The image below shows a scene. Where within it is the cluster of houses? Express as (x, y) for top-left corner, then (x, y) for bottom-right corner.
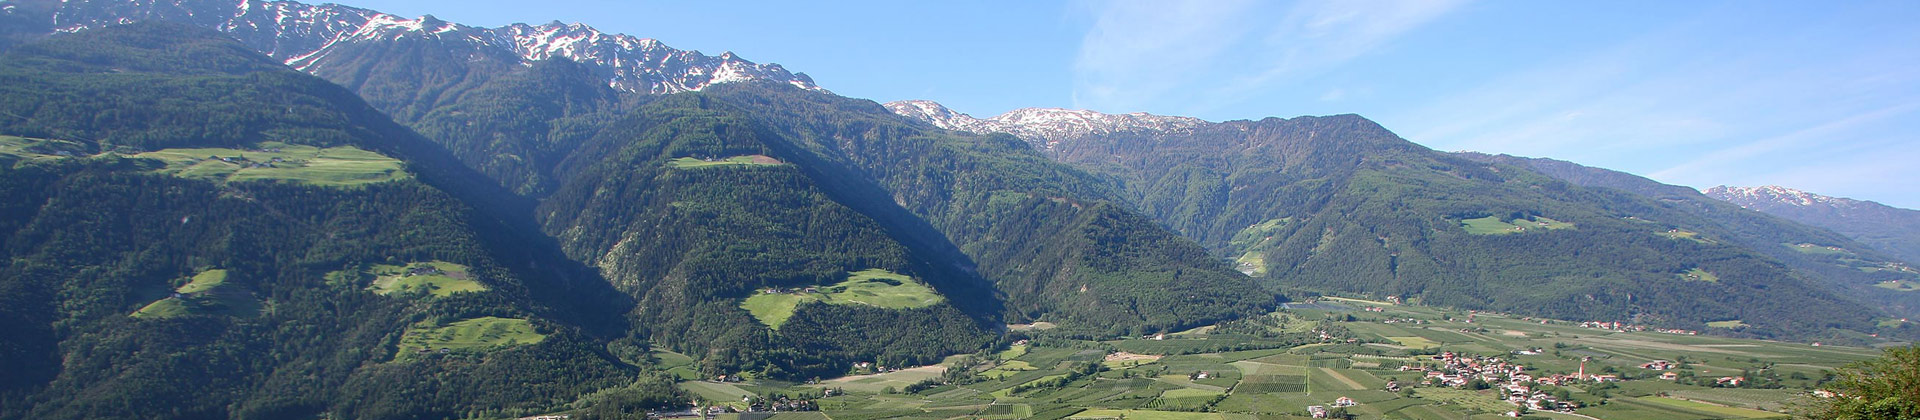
(1576, 321), (1698, 335)
(404, 265), (445, 277)
(1398, 352), (1599, 413)
(1305, 397), (1357, 418)
(655, 397), (820, 419)
(760, 286), (821, 295)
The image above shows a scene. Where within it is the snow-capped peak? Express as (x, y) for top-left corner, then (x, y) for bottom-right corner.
(43, 0), (823, 95)
(1705, 185), (1860, 208)
(884, 100), (1209, 150)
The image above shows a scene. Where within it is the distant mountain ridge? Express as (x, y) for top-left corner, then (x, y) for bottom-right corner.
(21, 0), (821, 94)
(885, 99), (1208, 152)
(1708, 185), (1920, 264)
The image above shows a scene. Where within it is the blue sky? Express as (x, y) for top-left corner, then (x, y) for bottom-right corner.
(344, 0), (1920, 209)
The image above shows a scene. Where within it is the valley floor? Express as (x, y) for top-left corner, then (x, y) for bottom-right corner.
(633, 299), (1892, 420)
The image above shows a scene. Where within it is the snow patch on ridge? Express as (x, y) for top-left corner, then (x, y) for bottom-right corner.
(884, 100), (1209, 150)
(45, 0), (823, 95)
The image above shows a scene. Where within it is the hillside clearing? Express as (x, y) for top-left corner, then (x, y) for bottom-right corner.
(133, 141), (408, 186)
(363, 261), (486, 297)
(666, 155), (786, 169)
(740, 268), (943, 328)
(131, 269), (259, 319)
(1460, 215), (1575, 235)
(395, 317), (544, 359)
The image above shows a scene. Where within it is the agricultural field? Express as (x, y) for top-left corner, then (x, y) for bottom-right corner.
(1460, 215), (1575, 235)
(3, 138), (407, 187)
(1874, 280), (1920, 291)
(0, 135), (88, 163)
(131, 142), (408, 186)
(1707, 320), (1749, 329)
(1679, 268), (1720, 283)
(740, 269), (944, 328)
(641, 296), (1893, 420)
(1784, 243), (1849, 255)
(360, 261), (486, 297)
(131, 269), (260, 319)
(666, 155), (786, 169)
(1658, 229), (1713, 243)
(394, 316), (544, 360)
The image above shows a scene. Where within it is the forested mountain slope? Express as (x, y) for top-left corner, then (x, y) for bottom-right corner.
(893, 105), (1898, 340)
(0, 23), (658, 419)
(1708, 185), (1920, 266)
(1459, 153), (1920, 319)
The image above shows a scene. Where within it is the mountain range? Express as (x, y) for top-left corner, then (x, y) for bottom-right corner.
(1707, 185), (1920, 265)
(2, 1), (1917, 418)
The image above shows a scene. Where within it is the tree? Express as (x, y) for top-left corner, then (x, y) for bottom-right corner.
(1797, 345), (1920, 420)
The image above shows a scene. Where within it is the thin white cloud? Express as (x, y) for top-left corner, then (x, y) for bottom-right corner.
(1070, 0), (1464, 115)
(1649, 102), (1920, 185)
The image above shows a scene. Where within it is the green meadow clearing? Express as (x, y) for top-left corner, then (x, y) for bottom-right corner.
(1785, 243), (1849, 255)
(1459, 215), (1575, 235)
(1680, 267), (1721, 283)
(362, 261), (486, 297)
(740, 269), (944, 328)
(131, 142), (407, 186)
(131, 269), (260, 319)
(1875, 280), (1920, 291)
(394, 317), (544, 359)
(0, 135), (88, 163)
(1707, 320), (1749, 329)
(1660, 229), (1711, 243)
(2, 137), (407, 186)
(666, 155), (787, 169)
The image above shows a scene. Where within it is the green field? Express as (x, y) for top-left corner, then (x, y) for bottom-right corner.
(652, 350), (702, 380)
(1235, 251), (1267, 276)
(131, 269), (260, 319)
(1384, 336), (1440, 350)
(740, 269), (944, 328)
(1680, 268), (1720, 283)
(1875, 280), (1920, 291)
(1636, 396), (1787, 418)
(1785, 243), (1848, 255)
(666, 155), (787, 169)
(363, 261), (486, 297)
(131, 142), (408, 186)
(682, 381), (760, 409)
(1659, 229), (1711, 243)
(1228, 218), (1291, 276)
(1460, 215), (1574, 235)
(0, 136), (88, 163)
(395, 317), (545, 359)
(1707, 320), (1749, 329)
(1069, 409), (1251, 419)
